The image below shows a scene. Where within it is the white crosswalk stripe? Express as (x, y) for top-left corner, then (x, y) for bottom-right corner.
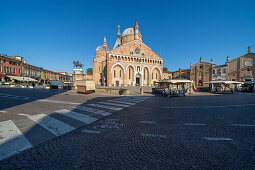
(55, 109), (97, 124)
(107, 100), (136, 105)
(27, 114), (75, 136)
(37, 99), (81, 105)
(75, 106), (112, 116)
(0, 120), (32, 161)
(112, 98), (145, 103)
(0, 93), (31, 100)
(88, 103), (122, 111)
(98, 101), (130, 107)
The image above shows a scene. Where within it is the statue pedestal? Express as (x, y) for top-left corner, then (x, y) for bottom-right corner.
(73, 69), (84, 89)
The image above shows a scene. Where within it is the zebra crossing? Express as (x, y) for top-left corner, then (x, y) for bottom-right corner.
(0, 93), (32, 100)
(0, 96), (150, 161)
(0, 92), (81, 105)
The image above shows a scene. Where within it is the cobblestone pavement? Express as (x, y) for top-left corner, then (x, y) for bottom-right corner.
(1, 91), (255, 169)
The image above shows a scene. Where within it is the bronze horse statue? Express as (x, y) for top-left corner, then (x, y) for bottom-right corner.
(73, 60), (84, 69)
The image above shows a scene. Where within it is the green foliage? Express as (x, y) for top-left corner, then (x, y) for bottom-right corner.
(163, 67), (168, 72)
(86, 68), (93, 75)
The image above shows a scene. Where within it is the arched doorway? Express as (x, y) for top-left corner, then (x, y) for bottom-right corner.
(136, 73), (141, 86)
(151, 67), (161, 86)
(127, 65), (135, 86)
(112, 64), (125, 86)
(143, 67), (149, 86)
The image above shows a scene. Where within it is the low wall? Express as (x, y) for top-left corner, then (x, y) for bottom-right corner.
(95, 87), (131, 95)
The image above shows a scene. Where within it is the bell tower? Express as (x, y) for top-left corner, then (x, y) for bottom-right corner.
(134, 20), (139, 40)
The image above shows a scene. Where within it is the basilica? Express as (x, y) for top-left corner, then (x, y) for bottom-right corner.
(93, 21), (163, 86)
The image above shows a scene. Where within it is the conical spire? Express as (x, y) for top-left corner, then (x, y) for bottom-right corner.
(199, 56), (202, 62)
(134, 20), (138, 29)
(103, 36), (107, 48)
(134, 20), (139, 40)
(117, 25), (121, 38)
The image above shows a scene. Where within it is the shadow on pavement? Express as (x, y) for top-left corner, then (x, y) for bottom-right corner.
(0, 94), (147, 165)
(0, 87), (71, 111)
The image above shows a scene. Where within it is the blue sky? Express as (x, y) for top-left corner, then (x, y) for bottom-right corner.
(0, 0), (255, 73)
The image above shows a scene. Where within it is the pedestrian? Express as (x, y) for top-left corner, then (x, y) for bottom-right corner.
(32, 82), (35, 89)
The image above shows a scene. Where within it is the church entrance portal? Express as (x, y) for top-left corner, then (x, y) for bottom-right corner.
(136, 78), (140, 86)
(116, 81), (119, 86)
(135, 73), (141, 86)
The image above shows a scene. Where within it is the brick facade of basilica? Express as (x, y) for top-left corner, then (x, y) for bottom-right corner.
(93, 21), (163, 86)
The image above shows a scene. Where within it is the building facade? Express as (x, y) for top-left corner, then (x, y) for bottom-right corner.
(21, 63), (42, 81)
(190, 57), (215, 87)
(93, 21), (163, 86)
(162, 71), (172, 80)
(0, 55), (22, 82)
(212, 64), (227, 81)
(172, 68), (190, 80)
(227, 47), (255, 81)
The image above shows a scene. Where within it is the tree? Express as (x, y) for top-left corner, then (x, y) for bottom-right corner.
(86, 68), (93, 75)
(163, 67), (168, 72)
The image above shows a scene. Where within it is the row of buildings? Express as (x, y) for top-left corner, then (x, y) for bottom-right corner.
(92, 21), (254, 88)
(163, 46), (255, 87)
(0, 54), (72, 83)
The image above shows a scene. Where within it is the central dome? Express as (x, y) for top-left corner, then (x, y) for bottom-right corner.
(121, 28), (142, 38)
(96, 45), (108, 52)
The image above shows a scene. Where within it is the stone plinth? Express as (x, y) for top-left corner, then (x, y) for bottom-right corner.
(73, 69), (84, 89)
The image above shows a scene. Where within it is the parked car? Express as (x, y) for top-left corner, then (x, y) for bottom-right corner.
(0, 81), (5, 85)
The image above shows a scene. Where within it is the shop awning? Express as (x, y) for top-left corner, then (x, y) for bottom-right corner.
(6, 76), (38, 82)
(48, 81), (63, 86)
(241, 81), (255, 84)
(204, 81), (242, 84)
(157, 79), (193, 84)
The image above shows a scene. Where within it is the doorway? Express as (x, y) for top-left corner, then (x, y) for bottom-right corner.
(136, 78), (140, 86)
(116, 81), (119, 86)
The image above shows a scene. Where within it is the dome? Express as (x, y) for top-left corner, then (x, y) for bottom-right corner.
(121, 28), (142, 38)
(96, 45), (109, 52)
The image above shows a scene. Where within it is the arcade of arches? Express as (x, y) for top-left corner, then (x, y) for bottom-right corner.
(108, 56), (162, 86)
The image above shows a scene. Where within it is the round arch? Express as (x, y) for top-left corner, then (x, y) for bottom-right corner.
(111, 63), (126, 73)
(142, 65), (151, 73)
(151, 66), (162, 76)
(125, 64), (135, 71)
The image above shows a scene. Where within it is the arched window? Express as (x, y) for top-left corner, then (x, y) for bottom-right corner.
(152, 73), (153, 79)
(114, 70), (116, 77)
(156, 73), (157, 79)
(120, 70), (121, 77)
(144, 69), (146, 80)
(129, 67), (131, 79)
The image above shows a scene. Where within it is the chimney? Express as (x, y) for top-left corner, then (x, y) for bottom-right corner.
(248, 46), (251, 53)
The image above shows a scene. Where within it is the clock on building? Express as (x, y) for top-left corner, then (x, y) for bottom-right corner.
(135, 48), (140, 54)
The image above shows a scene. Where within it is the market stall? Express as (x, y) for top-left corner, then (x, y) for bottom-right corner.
(48, 81), (63, 90)
(153, 79), (193, 97)
(241, 81), (255, 93)
(205, 81), (242, 93)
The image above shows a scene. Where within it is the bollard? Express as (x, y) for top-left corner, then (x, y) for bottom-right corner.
(140, 87), (143, 95)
